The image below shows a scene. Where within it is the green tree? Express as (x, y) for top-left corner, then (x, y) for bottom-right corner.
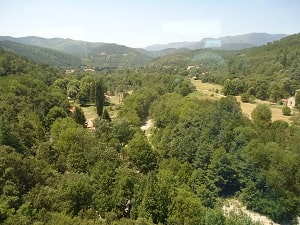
(241, 92), (250, 102)
(168, 188), (205, 225)
(67, 79), (80, 99)
(45, 106), (68, 128)
(71, 106), (86, 126)
(126, 133), (157, 173)
(95, 79), (105, 117)
(102, 108), (111, 122)
(251, 104), (272, 128)
(223, 78), (244, 96)
(296, 91), (300, 110)
(282, 105), (291, 116)
(207, 148), (241, 196)
(136, 174), (170, 224)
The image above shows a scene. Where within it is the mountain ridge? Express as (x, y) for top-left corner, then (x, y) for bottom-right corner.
(144, 33), (288, 51)
(0, 36), (152, 68)
(0, 40), (83, 68)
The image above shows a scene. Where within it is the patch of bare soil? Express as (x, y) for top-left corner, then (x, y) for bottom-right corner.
(140, 119), (154, 137)
(223, 199), (280, 225)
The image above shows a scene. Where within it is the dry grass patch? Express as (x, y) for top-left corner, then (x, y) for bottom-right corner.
(81, 104), (98, 120)
(191, 79), (294, 123)
(236, 97), (293, 123)
(191, 79), (223, 93)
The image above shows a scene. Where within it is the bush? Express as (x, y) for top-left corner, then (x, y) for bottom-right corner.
(241, 92), (250, 103)
(282, 106), (291, 116)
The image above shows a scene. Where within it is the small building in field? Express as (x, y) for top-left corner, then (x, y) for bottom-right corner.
(287, 96), (296, 108)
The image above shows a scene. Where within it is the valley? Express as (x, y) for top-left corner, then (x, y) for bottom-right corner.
(0, 32), (300, 225)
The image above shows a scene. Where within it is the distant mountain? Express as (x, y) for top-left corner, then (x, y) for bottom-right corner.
(0, 33), (289, 68)
(150, 32), (300, 90)
(0, 36), (102, 57)
(0, 36), (152, 68)
(0, 40), (82, 68)
(144, 33), (288, 51)
(144, 42), (197, 51)
(85, 43), (152, 68)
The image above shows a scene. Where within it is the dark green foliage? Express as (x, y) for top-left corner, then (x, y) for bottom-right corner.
(71, 105), (86, 126)
(95, 79), (105, 117)
(0, 40), (82, 68)
(45, 106), (68, 128)
(101, 108), (111, 122)
(241, 92), (250, 102)
(296, 92), (300, 110)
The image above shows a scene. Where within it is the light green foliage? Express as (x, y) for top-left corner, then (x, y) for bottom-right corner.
(251, 104), (272, 127)
(51, 118), (97, 173)
(135, 174), (170, 224)
(168, 188), (205, 225)
(172, 77), (196, 96)
(223, 78), (244, 96)
(126, 133), (157, 173)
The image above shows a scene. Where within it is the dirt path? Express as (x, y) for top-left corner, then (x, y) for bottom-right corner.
(81, 105), (97, 130)
(140, 119), (154, 137)
(223, 199), (280, 225)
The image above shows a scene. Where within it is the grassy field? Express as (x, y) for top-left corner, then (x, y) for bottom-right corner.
(189, 79), (224, 100)
(81, 104), (98, 120)
(80, 95), (123, 127)
(191, 79), (295, 123)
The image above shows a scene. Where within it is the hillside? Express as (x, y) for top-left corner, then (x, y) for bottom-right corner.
(0, 40), (82, 68)
(148, 33), (300, 101)
(0, 36), (152, 68)
(84, 44), (152, 68)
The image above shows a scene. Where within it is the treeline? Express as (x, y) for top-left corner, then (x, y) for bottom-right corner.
(0, 49), (299, 225)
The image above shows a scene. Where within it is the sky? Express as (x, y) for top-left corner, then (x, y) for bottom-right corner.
(0, 0), (299, 48)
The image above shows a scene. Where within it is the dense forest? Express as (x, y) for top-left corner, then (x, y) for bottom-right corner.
(0, 34), (300, 225)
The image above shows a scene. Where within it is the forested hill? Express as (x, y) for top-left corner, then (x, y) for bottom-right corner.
(218, 32), (300, 101)
(0, 40), (83, 68)
(144, 33), (288, 51)
(0, 36), (152, 68)
(150, 33), (300, 102)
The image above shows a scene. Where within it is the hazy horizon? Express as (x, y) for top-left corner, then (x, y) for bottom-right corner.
(1, 0), (299, 48)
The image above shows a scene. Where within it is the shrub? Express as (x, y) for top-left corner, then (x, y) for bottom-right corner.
(282, 106), (291, 116)
(241, 92), (250, 103)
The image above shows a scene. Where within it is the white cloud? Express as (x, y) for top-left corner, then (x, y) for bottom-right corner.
(161, 19), (222, 37)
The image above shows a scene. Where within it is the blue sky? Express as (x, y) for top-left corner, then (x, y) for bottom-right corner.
(0, 0), (299, 47)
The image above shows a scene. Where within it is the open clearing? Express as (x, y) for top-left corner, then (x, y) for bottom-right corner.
(223, 199), (279, 225)
(191, 79), (295, 123)
(81, 95), (123, 128)
(81, 104), (98, 129)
